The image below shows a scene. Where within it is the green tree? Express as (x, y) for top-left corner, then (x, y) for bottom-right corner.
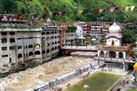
(122, 29), (137, 44)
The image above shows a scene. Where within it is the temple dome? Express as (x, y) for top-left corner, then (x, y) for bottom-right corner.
(75, 25), (85, 39)
(109, 22), (121, 33)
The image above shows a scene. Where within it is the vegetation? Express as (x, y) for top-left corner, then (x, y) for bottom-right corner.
(67, 26), (77, 32)
(0, 0), (137, 22)
(122, 29), (137, 44)
(128, 88), (137, 91)
(65, 72), (122, 91)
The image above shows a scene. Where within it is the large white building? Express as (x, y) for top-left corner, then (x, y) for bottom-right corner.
(0, 23), (60, 74)
(97, 22), (131, 70)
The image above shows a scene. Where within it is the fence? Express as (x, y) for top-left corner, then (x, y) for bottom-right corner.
(33, 63), (93, 91)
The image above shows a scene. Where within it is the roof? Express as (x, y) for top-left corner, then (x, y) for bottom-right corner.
(109, 22), (121, 33)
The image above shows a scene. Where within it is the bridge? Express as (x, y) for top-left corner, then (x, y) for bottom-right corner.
(61, 46), (98, 54)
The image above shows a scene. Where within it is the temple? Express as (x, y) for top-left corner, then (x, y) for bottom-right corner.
(97, 22), (132, 70)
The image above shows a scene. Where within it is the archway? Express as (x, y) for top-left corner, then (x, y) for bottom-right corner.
(109, 51), (116, 58)
(18, 54), (22, 58)
(119, 52), (123, 59)
(100, 51), (104, 57)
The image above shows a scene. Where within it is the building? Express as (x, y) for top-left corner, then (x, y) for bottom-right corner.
(57, 22), (76, 48)
(97, 22), (132, 70)
(0, 15), (60, 74)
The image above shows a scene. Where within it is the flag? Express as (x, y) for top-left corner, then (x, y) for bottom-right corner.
(110, 7), (116, 12)
(99, 9), (104, 13)
(125, 7), (129, 12)
(130, 6), (135, 11)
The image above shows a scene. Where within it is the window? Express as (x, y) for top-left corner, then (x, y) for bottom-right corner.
(28, 45), (33, 48)
(1, 38), (7, 43)
(10, 38), (15, 43)
(52, 47), (54, 51)
(9, 46), (15, 50)
(47, 49), (50, 53)
(42, 32), (45, 35)
(2, 47), (7, 51)
(1, 32), (7, 35)
(9, 58), (12, 63)
(9, 32), (15, 35)
(46, 32), (49, 34)
(34, 51), (40, 55)
(2, 55), (8, 57)
(29, 52), (33, 56)
(18, 54), (22, 58)
(42, 50), (45, 54)
(18, 46), (22, 49)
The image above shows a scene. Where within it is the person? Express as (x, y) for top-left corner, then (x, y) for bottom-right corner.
(67, 83), (71, 88)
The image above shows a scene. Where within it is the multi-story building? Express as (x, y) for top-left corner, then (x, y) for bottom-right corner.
(0, 28), (43, 73)
(0, 15), (60, 74)
(42, 23), (60, 61)
(56, 22), (76, 48)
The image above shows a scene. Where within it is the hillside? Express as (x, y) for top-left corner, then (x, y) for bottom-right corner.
(0, 0), (137, 22)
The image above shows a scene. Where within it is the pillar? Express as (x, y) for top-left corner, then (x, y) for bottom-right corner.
(116, 52), (119, 59)
(123, 52), (126, 59)
(123, 61), (126, 71)
(104, 51), (107, 58)
(98, 50), (100, 57)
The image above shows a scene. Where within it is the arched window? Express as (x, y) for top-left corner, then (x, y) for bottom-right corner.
(47, 49), (50, 53)
(29, 52), (33, 56)
(119, 52), (123, 59)
(42, 50), (45, 54)
(41, 32), (45, 35)
(18, 54), (22, 58)
(28, 45), (33, 48)
(34, 51), (40, 55)
(109, 51), (116, 58)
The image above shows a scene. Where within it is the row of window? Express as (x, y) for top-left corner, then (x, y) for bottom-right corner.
(46, 36), (60, 40)
(17, 47), (59, 58)
(42, 31), (59, 35)
(17, 37), (41, 40)
(1, 38), (15, 43)
(1, 46), (16, 51)
(1, 32), (15, 36)
(47, 41), (60, 46)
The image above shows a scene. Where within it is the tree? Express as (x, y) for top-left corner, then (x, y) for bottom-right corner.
(2, 0), (17, 13)
(122, 29), (137, 44)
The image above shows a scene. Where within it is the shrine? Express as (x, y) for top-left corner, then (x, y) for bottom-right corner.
(97, 22), (132, 70)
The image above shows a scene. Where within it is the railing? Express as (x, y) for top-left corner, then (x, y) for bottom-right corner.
(33, 63), (94, 91)
(62, 46), (97, 50)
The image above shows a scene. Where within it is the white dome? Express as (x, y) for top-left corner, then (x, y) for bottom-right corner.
(109, 22), (121, 33)
(76, 25), (84, 38)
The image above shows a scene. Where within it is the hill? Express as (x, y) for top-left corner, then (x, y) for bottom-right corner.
(0, 0), (137, 22)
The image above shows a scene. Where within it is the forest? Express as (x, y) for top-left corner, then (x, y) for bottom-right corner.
(0, 0), (137, 22)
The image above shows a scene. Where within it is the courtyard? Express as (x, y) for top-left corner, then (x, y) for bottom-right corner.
(65, 71), (122, 91)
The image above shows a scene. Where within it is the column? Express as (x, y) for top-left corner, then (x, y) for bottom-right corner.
(116, 52), (119, 59)
(104, 51), (107, 58)
(123, 52), (126, 59)
(98, 50), (100, 57)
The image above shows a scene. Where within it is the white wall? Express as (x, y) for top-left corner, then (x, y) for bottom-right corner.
(106, 38), (121, 46)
